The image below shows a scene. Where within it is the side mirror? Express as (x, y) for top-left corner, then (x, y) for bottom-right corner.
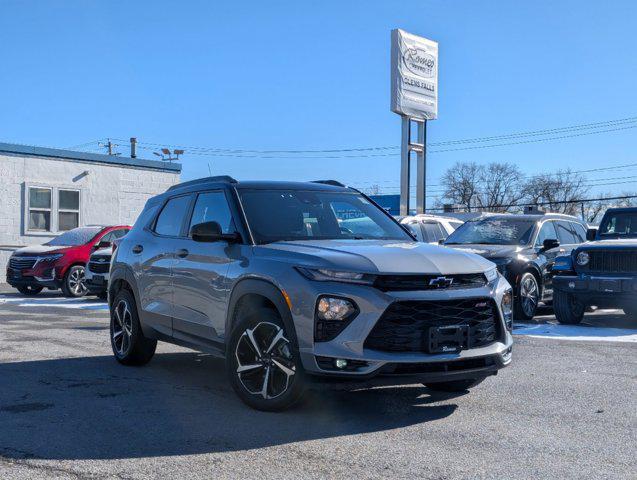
(542, 238), (560, 252)
(190, 221), (240, 243)
(96, 240), (111, 249)
(586, 228), (597, 241)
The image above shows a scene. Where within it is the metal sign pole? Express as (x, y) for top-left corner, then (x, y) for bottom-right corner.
(400, 116), (410, 216)
(416, 119), (426, 214)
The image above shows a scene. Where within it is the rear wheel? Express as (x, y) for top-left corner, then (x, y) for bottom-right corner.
(622, 306), (637, 319)
(110, 289), (156, 365)
(61, 265), (87, 297)
(16, 285), (43, 296)
(554, 289), (585, 325)
(226, 307), (305, 411)
(424, 378), (485, 392)
(514, 272), (540, 320)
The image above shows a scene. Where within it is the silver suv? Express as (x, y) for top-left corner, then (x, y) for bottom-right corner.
(109, 177), (513, 411)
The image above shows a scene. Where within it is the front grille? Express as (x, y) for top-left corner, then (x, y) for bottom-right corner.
(364, 298), (500, 353)
(88, 261), (110, 274)
(588, 250), (637, 273)
(373, 273), (487, 292)
(383, 356), (496, 375)
(9, 257), (37, 270)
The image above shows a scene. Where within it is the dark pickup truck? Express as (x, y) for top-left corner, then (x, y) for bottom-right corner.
(551, 207), (637, 324)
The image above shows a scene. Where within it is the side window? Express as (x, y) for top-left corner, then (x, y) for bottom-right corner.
(449, 221), (463, 231)
(154, 195), (192, 236)
(571, 222), (587, 243)
(535, 221), (558, 246)
(405, 223), (424, 242)
(556, 221), (577, 245)
(99, 231), (115, 243)
(422, 222), (446, 243)
(188, 191), (234, 234)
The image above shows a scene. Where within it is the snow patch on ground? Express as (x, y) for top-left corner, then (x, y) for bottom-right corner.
(513, 322), (637, 343)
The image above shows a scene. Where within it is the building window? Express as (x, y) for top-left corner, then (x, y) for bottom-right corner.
(58, 189), (80, 231)
(28, 187), (52, 232)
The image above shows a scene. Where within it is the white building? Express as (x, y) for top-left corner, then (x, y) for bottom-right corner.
(0, 142), (181, 281)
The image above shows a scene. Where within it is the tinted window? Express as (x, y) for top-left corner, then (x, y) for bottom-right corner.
(405, 223), (424, 242)
(239, 190), (410, 244)
(556, 221), (577, 244)
(154, 196), (191, 236)
(449, 221), (463, 231)
(422, 222), (446, 243)
(535, 221), (558, 246)
(445, 218), (535, 246)
(599, 211), (637, 238)
(189, 192), (234, 234)
(46, 226), (102, 246)
(100, 228), (129, 243)
(571, 222), (587, 243)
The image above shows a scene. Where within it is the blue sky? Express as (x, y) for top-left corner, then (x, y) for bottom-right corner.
(1, 0), (636, 206)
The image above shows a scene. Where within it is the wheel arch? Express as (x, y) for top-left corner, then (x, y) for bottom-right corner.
(225, 278), (296, 347)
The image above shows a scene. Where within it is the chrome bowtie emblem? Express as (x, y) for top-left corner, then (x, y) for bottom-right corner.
(429, 276), (454, 288)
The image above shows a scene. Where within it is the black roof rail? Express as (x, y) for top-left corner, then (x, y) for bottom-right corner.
(167, 175), (238, 191)
(311, 180), (346, 187)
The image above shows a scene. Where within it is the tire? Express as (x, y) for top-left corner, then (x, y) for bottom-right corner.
(226, 307), (305, 411)
(61, 265), (87, 298)
(514, 272), (540, 321)
(553, 289), (585, 325)
(110, 289), (157, 366)
(424, 378), (485, 392)
(16, 285), (43, 296)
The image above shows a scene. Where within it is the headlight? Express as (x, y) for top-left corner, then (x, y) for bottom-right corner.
(296, 267), (375, 285)
(317, 296), (357, 321)
(501, 289), (513, 330)
(485, 267), (499, 283)
(35, 254), (63, 265)
(576, 251), (590, 266)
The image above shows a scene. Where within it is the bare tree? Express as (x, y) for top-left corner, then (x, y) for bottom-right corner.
(522, 169), (586, 216)
(584, 191), (637, 224)
(440, 161), (524, 212)
(475, 163), (526, 212)
(440, 162), (482, 212)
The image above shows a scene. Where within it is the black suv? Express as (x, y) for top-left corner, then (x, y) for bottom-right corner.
(444, 213), (588, 320)
(552, 207), (637, 324)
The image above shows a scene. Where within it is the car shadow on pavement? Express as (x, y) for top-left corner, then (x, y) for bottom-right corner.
(0, 352), (462, 461)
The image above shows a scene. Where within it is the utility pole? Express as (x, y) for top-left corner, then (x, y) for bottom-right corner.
(107, 139), (113, 156)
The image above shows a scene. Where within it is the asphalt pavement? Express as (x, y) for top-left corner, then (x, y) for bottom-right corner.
(0, 285), (635, 479)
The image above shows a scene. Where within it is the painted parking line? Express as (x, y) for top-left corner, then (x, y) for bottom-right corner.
(513, 322), (637, 343)
(0, 295), (108, 310)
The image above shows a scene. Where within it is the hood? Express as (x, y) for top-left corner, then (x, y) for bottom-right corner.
(91, 247), (112, 258)
(445, 243), (524, 260)
(12, 245), (70, 257)
(579, 239), (637, 250)
(257, 239), (494, 275)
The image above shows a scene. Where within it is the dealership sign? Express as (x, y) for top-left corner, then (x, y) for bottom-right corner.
(390, 29), (438, 120)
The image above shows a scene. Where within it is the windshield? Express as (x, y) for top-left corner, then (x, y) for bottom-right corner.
(46, 226), (103, 246)
(239, 189), (412, 244)
(445, 218), (536, 246)
(598, 211), (637, 238)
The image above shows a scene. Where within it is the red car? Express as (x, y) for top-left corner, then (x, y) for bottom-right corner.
(6, 225), (130, 297)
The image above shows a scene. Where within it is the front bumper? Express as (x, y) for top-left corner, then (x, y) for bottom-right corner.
(6, 267), (62, 289)
(553, 274), (637, 308)
(84, 268), (109, 294)
(288, 274), (513, 380)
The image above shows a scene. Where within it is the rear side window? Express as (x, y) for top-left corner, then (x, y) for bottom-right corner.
(405, 223), (424, 242)
(535, 221), (558, 246)
(188, 191), (235, 234)
(449, 221), (463, 231)
(154, 196), (191, 236)
(571, 222), (587, 243)
(422, 222), (446, 243)
(556, 221), (577, 244)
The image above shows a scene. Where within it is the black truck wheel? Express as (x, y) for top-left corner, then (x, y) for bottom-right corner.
(554, 289), (585, 325)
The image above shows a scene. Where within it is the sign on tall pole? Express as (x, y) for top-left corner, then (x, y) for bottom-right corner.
(391, 29), (438, 215)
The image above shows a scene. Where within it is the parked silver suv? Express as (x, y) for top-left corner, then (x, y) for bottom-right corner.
(109, 177), (513, 410)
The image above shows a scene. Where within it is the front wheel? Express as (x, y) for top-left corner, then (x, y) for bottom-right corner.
(424, 378), (485, 392)
(16, 285), (43, 296)
(110, 289), (157, 365)
(226, 307), (305, 411)
(61, 265), (87, 297)
(514, 272), (540, 321)
(622, 306), (637, 319)
(553, 289), (585, 325)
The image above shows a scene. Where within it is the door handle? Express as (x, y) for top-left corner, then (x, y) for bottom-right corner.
(176, 249), (189, 258)
(132, 245), (143, 254)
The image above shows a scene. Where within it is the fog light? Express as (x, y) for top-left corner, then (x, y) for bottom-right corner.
(334, 359), (348, 369)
